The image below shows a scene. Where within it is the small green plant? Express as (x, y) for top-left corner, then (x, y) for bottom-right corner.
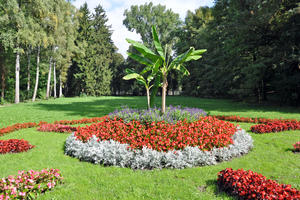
(123, 64), (160, 110)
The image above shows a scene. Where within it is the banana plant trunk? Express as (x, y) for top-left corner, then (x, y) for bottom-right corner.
(161, 73), (168, 114)
(146, 87), (150, 110)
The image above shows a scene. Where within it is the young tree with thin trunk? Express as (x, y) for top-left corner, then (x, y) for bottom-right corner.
(53, 61), (57, 98)
(123, 65), (160, 109)
(59, 75), (63, 98)
(26, 46), (31, 96)
(46, 55), (52, 99)
(32, 45), (40, 102)
(15, 48), (20, 104)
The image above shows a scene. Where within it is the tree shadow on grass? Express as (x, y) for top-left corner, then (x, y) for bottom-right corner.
(33, 96), (300, 119)
(205, 179), (237, 200)
(35, 97), (148, 118)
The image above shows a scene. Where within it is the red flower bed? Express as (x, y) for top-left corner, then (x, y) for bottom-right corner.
(217, 168), (300, 200)
(250, 121), (300, 134)
(0, 122), (37, 137)
(293, 142), (300, 152)
(213, 115), (300, 134)
(37, 124), (77, 133)
(0, 116), (108, 137)
(0, 139), (34, 154)
(53, 116), (108, 125)
(74, 116), (236, 152)
(213, 115), (297, 124)
(0, 169), (63, 199)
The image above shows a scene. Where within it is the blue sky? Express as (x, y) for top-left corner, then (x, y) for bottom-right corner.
(72, 0), (215, 57)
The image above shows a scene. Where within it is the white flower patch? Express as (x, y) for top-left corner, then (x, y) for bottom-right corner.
(64, 127), (253, 169)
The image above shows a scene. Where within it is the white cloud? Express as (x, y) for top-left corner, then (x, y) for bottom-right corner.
(72, 0), (214, 58)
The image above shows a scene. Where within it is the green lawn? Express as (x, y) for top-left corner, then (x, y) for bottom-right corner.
(0, 96), (299, 200)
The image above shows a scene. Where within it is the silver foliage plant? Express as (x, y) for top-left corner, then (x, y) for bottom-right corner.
(65, 127), (253, 169)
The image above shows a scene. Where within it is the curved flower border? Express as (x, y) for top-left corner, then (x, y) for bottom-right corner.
(65, 127), (253, 169)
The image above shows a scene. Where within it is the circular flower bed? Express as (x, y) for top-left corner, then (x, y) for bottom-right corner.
(65, 107), (253, 169)
(74, 117), (236, 151)
(0, 139), (34, 154)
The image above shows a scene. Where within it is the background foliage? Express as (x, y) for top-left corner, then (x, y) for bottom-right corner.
(0, 0), (299, 106)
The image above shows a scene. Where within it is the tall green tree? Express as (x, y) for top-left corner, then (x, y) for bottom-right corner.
(123, 2), (181, 49)
(67, 3), (114, 96)
(0, 0), (27, 104)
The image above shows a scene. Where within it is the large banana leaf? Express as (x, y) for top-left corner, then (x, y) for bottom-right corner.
(126, 39), (160, 62)
(185, 55), (202, 62)
(168, 47), (194, 72)
(185, 49), (206, 61)
(123, 71), (147, 86)
(192, 49), (207, 55)
(173, 65), (190, 76)
(152, 26), (165, 60)
(127, 52), (153, 67)
(152, 59), (161, 74)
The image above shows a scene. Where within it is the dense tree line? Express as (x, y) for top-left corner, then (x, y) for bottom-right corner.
(176, 0), (300, 105)
(122, 1), (299, 105)
(0, 1), (123, 104)
(1, 1), (299, 106)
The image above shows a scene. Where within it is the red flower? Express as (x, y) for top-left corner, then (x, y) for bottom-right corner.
(37, 124), (77, 133)
(293, 142), (300, 152)
(217, 168), (300, 200)
(0, 139), (34, 154)
(74, 116), (236, 152)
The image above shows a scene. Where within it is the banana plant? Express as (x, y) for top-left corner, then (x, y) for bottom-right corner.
(126, 25), (206, 114)
(123, 59), (160, 110)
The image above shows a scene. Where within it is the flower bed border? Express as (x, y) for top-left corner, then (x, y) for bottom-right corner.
(37, 124), (77, 133)
(1, 114), (299, 137)
(0, 116), (108, 137)
(0, 139), (34, 154)
(0, 169), (63, 199)
(217, 168), (300, 200)
(213, 115), (300, 134)
(65, 127), (253, 169)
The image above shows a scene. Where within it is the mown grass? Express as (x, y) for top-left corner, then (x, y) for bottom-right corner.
(0, 96), (299, 200)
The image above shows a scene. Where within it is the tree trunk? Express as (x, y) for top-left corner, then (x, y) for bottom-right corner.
(161, 74), (168, 114)
(46, 56), (52, 99)
(27, 47), (31, 96)
(146, 87), (150, 110)
(32, 46), (40, 102)
(1, 67), (5, 100)
(59, 75), (63, 98)
(53, 62), (57, 98)
(15, 50), (20, 104)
